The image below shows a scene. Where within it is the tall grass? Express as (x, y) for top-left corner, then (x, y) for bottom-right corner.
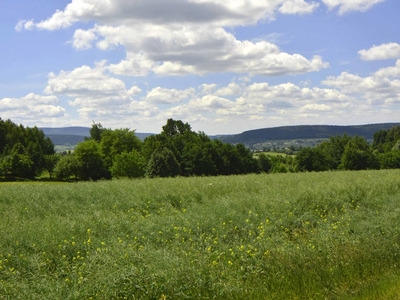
(1, 170), (400, 299)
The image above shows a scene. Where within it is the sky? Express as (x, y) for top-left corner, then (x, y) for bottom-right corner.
(1, 0), (399, 135)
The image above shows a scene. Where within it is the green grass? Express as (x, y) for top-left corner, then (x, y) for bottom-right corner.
(1, 170), (400, 299)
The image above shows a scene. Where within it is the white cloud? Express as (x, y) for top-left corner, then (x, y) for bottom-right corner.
(107, 52), (155, 77)
(243, 82), (353, 109)
(199, 84), (217, 95)
(187, 95), (236, 113)
(91, 24), (328, 77)
(375, 59), (400, 78)
(42, 63), (160, 126)
(17, 1), (328, 78)
(358, 43), (400, 60)
(214, 83), (242, 96)
(127, 86), (142, 95)
(152, 80), (357, 133)
(279, 0), (319, 15)
(299, 103), (332, 112)
(0, 93), (66, 124)
(72, 28), (98, 50)
(44, 63), (128, 100)
(322, 0), (387, 14)
(144, 87), (195, 104)
(322, 59), (400, 104)
(17, 1), (321, 32)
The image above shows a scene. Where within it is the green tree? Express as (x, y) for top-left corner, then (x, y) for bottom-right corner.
(44, 154), (61, 179)
(53, 155), (79, 181)
(296, 147), (328, 172)
(141, 135), (164, 161)
(372, 126), (400, 152)
(146, 148), (181, 178)
(258, 153), (272, 173)
(111, 150), (146, 179)
(74, 140), (108, 180)
(89, 122), (106, 142)
(317, 134), (351, 170)
(235, 144), (260, 174)
(379, 151), (400, 169)
(0, 119), (55, 179)
(162, 119), (192, 137)
(340, 136), (379, 170)
(182, 142), (216, 176)
(100, 128), (142, 170)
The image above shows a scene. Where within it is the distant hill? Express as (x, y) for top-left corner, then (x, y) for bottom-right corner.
(40, 126), (90, 137)
(217, 123), (400, 145)
(40, 127), (154, 146)
(40, 123), (400, 148)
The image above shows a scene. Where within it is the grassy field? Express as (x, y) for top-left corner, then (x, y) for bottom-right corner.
(1, 170), (400, 299)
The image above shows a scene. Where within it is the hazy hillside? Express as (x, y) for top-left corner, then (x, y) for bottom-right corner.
(218, 123), (400, 145)
(40, 126), (90, 137)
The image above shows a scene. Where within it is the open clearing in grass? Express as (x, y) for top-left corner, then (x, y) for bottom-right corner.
(1, 170), (400, 299)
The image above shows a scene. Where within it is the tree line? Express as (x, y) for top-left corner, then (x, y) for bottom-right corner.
(296, 126), (400, 172)
(52, 119), (259, 181)
(1, 117), (399, 181)
(0, 118), (55, 180)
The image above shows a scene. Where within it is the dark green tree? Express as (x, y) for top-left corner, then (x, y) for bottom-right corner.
(296, 147), (328, 172)
(340, 136), (379, 170)
(89, 122), (106, 142)
(379, 151), (400, 169)
(44, 154), (61, 179)
(146, 148), (181, 178)
(317, 134), (351, 170)
(372, 126), (400, 152)
(162, 119), (192, 137)
(182, 142), (216, 176)
(0, 119), (55, 179)
(235, 143), (260, 174)
(258, 153), (272, 173)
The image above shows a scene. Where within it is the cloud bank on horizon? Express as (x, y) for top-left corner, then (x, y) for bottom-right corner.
(1, 0), (399, 134)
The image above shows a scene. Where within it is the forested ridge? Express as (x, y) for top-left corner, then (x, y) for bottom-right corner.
(1, 117), (400, 181)
(219, 123), (400, 144)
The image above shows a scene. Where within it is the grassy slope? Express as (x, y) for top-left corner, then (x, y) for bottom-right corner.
(1, 170), (400, 299)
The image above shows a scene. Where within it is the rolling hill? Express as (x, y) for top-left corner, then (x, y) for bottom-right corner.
(217, 123), (400, 145)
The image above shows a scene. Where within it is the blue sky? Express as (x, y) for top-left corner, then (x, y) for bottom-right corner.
(1, 0), (399, 134)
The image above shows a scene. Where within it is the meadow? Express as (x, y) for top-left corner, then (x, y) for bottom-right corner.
(1, 170), (400, 299)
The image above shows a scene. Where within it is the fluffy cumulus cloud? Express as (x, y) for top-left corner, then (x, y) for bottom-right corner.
(16, 0), (328, 77)
(70, 22), (328, 77)
(16, 0), (320, 31)
(0, 93), (66, 125)
(42, 63), (160, 127)
(322, 59), (400, 104)
(16, 0), (384, 32)
(358, 43), (400, 61)
(322, 0), (387, 14)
